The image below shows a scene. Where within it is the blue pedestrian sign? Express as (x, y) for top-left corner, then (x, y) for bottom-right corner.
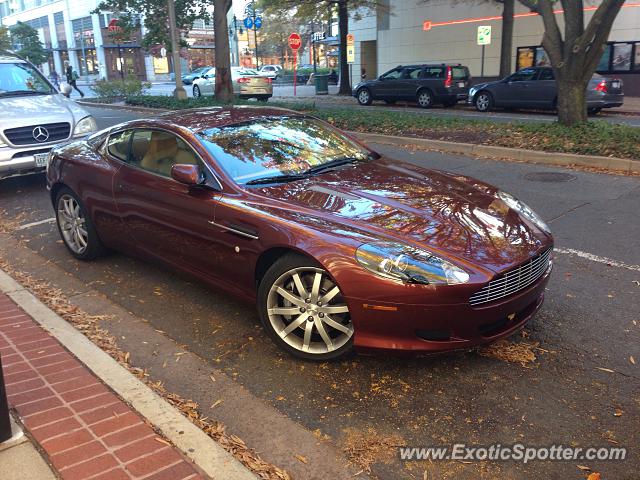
(254, 16), (262, 29)
(243, 17), (253, 29)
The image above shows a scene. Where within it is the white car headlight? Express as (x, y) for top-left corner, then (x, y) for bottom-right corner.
(469, 87), (478, 97)
(74, 116), (98, 136)
(356, 242), (470, 285)
(497, 191), (551, 233)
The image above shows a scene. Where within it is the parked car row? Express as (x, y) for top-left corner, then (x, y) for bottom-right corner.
(192, 67), (273, 101)
(353, 64), (624, 113)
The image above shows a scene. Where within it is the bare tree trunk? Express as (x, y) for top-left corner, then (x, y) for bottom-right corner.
(214, 0), (233, 103)
(337, 0), (350, 95)
(499, 0), (514, 78)
(556, 77), (588, 126)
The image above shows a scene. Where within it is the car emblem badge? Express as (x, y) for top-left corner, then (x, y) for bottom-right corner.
(32, 126), (50, 143)
(507, 313), (516, 321)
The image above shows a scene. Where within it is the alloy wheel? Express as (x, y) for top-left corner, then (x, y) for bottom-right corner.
(266, 267), (353, 355)
(193, 85), (201, 97)
(476, 93), (491, 111)
(57, 194), (88, 254)
(357, 89), (371, 105)
(417, 90), (433, 108)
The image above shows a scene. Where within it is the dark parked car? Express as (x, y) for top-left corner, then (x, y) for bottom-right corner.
(469, 67), (624, 114)
(46, 107), (553, 361)
(353, 64), (471, 108)
(181, 66), (211, 85)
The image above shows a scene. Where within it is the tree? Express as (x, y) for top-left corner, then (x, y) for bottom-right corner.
(262, 0), (387, 95)
(517, 0), (625, 126)
(93, 0), (234, 102)
(10, 22), (49, 66)
(0, 26), (11, 51)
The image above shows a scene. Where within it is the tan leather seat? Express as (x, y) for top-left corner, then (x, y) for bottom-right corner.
(140, 131), (198, 176)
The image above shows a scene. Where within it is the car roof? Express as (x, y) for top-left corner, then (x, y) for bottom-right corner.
(0, 52), (26, 63)
(157, 106), (303, 132)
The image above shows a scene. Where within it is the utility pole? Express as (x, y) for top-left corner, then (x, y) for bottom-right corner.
(251, 0), (259, 68)
(167, 0), (186, 99)
(311, 20), (317, 74)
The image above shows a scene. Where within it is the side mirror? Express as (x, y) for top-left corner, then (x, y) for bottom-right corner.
(59, 82), (72, 97)
(171, 164), (204, 186)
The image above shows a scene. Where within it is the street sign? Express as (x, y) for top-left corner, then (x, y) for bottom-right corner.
(243, 17), (253, 29)
(254, 16), (262, 29)
(346, 33), (354, 46)
(347, 45), (355, 64)
(107, 18), (121, 33)
(288, 32), (302, 51)
(477, 25), (492, 45)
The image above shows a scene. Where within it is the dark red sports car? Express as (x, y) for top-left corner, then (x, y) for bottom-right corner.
(46, 106), (553, 360)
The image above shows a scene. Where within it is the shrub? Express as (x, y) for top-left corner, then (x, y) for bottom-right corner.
(90, 77), (151, 99)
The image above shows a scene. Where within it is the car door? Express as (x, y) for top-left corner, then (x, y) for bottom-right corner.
(373, 67), (403, 99)
(492, 68), (538, 107)
(112, 128), (223, 274)
(200, 68), (216, 94)
(533, 68), (557, 108)
(397, 67), (422, 100)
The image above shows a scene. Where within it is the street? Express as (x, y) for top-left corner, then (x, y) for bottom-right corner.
(0, 106), (638, 479)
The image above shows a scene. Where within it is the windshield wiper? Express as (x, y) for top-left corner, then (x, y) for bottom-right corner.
(305, 157), (365, 175)
(245, 173), (309, 185)
(0, 90), (50, 97)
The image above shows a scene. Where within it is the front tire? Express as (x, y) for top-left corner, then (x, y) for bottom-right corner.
(258, 254), (354, 361)
(417, 89), (434, 108)
(474, 91), (493, 112)
(588, 107), (602, 115)
(357, 88), (373, 106)
(55, 187), (105, 261)
(193, 84), (201, 98)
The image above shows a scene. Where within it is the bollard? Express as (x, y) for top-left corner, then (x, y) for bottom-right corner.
(0, 354), (12, 443)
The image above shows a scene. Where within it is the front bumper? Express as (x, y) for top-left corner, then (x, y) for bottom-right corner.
(0, 145), (52, 178)
(348, 262), (552, 354)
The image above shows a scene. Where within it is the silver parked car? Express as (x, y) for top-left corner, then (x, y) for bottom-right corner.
(469, 67), (624, 114)
(0, 52), (97, 179)
(192, 67), (273, 101)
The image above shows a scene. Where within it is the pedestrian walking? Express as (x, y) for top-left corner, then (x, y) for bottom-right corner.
(49, 70), (60, 89)
(64, 61), (84, 97)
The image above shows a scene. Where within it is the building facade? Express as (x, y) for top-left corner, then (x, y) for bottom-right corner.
(349, 1), (640, 95)
(0, 0), (217, 81)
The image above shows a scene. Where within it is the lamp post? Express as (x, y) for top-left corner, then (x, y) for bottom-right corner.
(167, 0), (186, 99)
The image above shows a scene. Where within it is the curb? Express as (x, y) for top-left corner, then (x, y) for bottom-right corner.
(0, 269), (256, 480)
(77, 100), (640, 174)
(351, 132), (640, 174)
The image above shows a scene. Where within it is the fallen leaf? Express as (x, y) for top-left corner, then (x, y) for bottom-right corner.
(630, 356), (636, 365)
(154, 437), (171, 446)
(210, 399), (223, 408)
(294, 454), (308, 464)
(577, 465), (591, 471)
(614, 409), (623, 417)
(587, 473), (601, 480)
(209, 374), (216, 382)
(596, 367), (615, 373)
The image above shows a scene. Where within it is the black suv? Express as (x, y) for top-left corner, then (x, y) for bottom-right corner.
(353, 64), (471, 108)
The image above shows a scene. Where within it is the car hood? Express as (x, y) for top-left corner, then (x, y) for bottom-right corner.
(0, 93), (88, 129)
(471, 80), (503, 91)
(255, 159), (551, 274)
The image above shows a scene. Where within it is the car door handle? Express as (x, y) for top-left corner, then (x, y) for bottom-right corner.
(208, 220), (259, 240)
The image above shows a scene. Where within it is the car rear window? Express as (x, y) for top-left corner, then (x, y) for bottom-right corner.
(451, 67), (468, 80)
(421, 67), (444, 79)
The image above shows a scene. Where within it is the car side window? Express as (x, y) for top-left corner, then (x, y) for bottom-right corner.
(538, 69), (554, 81)
(420, 67), (444, 79)
(128, 129), (201, 178)
(381, 68), (402, 80)
(402, 67), (421, 79)
(106, 130), (133, 162)
(510, 68), (538, 82)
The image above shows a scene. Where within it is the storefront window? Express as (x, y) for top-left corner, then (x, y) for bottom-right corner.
(76, 48), (98, 75)
(535, 48), (549, 66)
(517, 47), (535, 70)
(612, 43), (632, 71)
(635, 45), (640, 70)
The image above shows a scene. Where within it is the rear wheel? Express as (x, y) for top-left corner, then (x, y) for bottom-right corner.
(417, 89), (434, 108)
(588, 107), (602, 115)
(474, 91), (493, 112)
(258, 254), (354, 361)
(55, 187), (105, 261)
(357, 88), (373, 106)
(193, 84), (201, 98)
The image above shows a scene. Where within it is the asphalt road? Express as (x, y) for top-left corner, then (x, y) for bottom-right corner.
(0, 106), (638, 479)
(69, 83), (640, 127)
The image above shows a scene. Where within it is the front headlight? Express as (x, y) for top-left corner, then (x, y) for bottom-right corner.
(469, 87), (478, 97)
(497, 191), (551, 233)
(356, 242), (470, 285)
(73, 116), (98, 136)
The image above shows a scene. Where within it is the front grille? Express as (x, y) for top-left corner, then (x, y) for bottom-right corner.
(469, 248), (552, 306)
(4, 122), (71, 146)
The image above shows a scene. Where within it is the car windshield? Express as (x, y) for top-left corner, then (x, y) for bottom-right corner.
(198, 117), (374, 185)
(0, 62), (54, 95)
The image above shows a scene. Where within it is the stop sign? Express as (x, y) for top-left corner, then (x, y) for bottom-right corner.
(288, 33), (301, 51)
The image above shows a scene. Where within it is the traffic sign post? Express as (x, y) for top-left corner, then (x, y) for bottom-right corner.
(288, 33), (301, 96)
(346, 34), (355, 85)
(477, 26), (492, 78)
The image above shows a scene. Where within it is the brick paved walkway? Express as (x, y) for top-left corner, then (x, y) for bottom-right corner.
(0, 292), (205, 480)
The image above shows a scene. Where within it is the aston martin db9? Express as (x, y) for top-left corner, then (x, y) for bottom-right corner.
(46, 107), (553, 360)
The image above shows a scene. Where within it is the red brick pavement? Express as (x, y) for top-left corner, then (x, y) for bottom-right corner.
(0, 292), (205, 480)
